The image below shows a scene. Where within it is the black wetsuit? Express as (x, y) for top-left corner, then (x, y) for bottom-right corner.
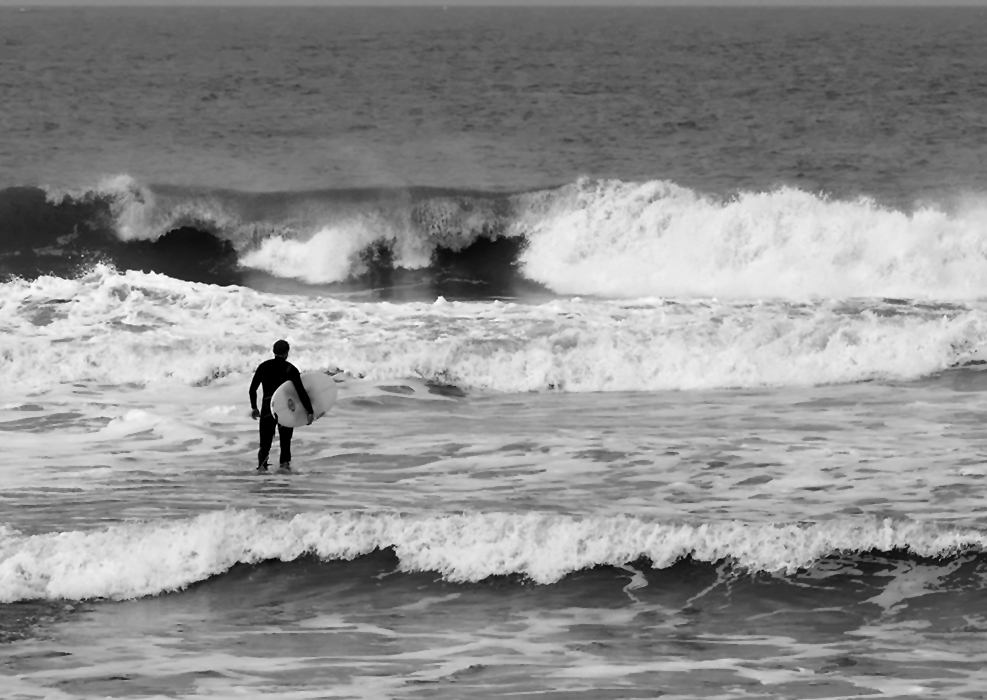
(248, 357), (314, 467)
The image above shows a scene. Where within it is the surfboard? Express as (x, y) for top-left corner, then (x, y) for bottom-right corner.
(271, 371), (338, 428)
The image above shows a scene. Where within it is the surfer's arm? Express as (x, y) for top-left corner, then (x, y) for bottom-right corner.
(289, 368), (315, 415)
(248, 367), (262, 417)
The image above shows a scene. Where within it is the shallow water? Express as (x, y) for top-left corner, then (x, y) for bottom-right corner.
(5, 373), (987, 531)
(3, 372), (987, 698)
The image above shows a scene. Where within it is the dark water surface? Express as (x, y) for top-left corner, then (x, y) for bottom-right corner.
(3, 6), (987, 200)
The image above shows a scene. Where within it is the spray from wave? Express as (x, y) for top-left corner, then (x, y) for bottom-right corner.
(5, 175), (987, 301)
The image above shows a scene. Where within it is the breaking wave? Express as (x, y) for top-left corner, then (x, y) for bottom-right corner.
(1, 509), (983, 602)
(4, 176), (987, 301)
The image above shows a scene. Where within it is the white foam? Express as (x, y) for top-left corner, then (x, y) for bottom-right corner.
(98, 409), (167, 438)
(3, 266), (987, 392)
(1, 511), (981, 602)
(240, 222), (431, 284)
(241, 227), (367, 284)
(516, 179), (987, 300)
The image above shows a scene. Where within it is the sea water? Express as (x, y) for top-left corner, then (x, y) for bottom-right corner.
(2, 6), (987, 699)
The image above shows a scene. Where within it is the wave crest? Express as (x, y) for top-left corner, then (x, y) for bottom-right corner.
(1, 511), (982, 602)
(517, 179), (987, 300)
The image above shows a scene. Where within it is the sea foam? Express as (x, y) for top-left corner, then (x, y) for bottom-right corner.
(517, 180), (987, 300)
(1, 510), (982, 602)
(3, 266), (987, 392)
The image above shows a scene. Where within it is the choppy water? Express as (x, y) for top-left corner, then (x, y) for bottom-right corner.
(3, 6), (987, 700)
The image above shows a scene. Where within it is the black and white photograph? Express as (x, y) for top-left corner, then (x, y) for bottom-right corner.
(2, 0), (987, 697)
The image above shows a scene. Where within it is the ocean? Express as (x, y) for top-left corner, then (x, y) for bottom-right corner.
(2, 4), (987, 699)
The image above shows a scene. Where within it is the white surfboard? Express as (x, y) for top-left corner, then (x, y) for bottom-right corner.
(271, 371), (338, 428)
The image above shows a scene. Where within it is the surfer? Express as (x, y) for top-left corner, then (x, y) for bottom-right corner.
(249, 339), (314, 473)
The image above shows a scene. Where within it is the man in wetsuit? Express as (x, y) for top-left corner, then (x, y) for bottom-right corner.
(249, 339), (314, 473)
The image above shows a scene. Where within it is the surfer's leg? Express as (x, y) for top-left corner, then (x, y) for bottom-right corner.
(278, 424), (294, 467)
(258, 411), (276, 469)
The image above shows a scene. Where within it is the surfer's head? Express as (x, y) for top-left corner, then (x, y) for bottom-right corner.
(273, 339), (290, 358)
